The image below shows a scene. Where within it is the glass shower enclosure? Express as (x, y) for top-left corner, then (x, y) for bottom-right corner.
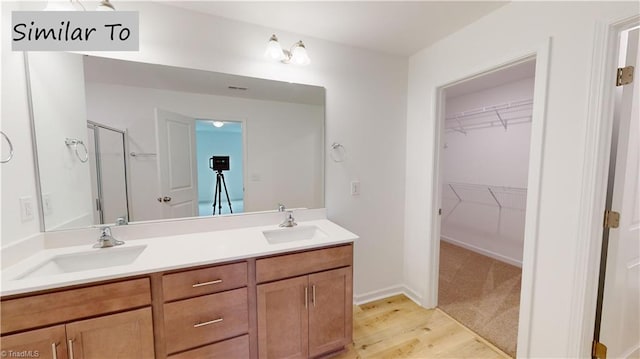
(87, 122), (130, 225)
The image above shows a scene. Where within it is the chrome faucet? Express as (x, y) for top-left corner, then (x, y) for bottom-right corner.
(278, 203), (286, 212)
(94, 226), (124, 248)
(279, 210), (297, 228)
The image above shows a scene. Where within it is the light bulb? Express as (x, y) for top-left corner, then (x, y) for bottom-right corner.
(265, 34), (285, 61)
(212, 121), (224, 128)
(289, 41), (310, 66)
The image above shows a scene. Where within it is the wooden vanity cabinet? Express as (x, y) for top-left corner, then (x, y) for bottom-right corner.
(0, 325), (67, 359)
(1, 242), (354, 359)
(159, 261), (250, 358)
(256, 244), (353, 359)
(0, 279), (154, 359)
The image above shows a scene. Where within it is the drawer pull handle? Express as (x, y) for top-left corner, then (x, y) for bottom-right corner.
(312, 285), (316, 307)
(192, 279), (223, 288)
(68, 339), (74, 359)
(194, 318), (223, 328)
(51, 343), (58, 359)
(304, 286), (308, 309)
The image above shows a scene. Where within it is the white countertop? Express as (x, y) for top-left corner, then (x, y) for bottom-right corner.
(0, 219), (357, 297)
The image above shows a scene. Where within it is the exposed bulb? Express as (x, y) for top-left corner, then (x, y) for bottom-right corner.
(289, 41), (310, 66)
(212, 121), (225, 128)
(265, 34), (285, 61)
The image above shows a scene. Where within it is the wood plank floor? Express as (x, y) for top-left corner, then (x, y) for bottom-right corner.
(334, 295), (512, 359)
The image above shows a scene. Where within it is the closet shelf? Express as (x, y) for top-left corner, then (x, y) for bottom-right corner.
(444, 181), (527, 209)
(445, 98), (533, 134)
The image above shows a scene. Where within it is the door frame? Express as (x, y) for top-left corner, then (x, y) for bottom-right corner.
(195, 117), (248, 213)
(428, 38), (551, 357)
(570, 14), (640, 358)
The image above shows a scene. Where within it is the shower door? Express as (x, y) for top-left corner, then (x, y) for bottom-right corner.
(87, 122), (130, 225)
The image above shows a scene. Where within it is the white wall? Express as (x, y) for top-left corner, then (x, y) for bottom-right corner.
(1, 2), (408, 300)
(404, 2), (638, 357)
(85, 82), (324, 220)
(0, 2), (41, 245)
(441, 77), (534, 265)
(27, 52), (94, 231)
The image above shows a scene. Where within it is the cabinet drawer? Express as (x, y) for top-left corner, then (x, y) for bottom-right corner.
(1, 278), (151, 334)
(167, 334), (249, 359)
(256, 244), (353, 283)
(162, 262), (247, 302)
(163, 287), (249, 354)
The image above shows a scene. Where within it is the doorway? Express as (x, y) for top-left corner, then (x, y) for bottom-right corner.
(195, 119), (245, 216)
(436, 59), (536, 357)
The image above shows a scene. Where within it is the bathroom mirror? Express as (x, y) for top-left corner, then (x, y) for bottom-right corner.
(26, 52), (325, 231)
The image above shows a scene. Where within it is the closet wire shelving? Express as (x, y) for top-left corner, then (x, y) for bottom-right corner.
(445, 98), (533, 134)
(443, 181), (528, 219)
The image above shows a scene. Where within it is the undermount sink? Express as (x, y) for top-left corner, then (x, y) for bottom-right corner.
(16, 245), (147, 280)
(262, 225), (328, 244)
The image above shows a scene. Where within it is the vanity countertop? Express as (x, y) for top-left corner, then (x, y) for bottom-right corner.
(0, 219), (357, 297)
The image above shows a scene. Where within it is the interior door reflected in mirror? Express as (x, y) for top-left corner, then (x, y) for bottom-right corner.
(25, 53), (325, 231)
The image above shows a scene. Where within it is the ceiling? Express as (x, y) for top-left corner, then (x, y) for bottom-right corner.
(166, 1), (509, 56)
(445, 59), (536, 98)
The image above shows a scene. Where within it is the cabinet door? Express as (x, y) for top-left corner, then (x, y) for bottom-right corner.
(0, 325), (68, 359)
(257, 276), (309, 359)
(65, 307), (154, 359)
(308, 267), (352, 358)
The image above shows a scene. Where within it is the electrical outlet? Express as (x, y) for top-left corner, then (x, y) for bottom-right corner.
(350, 181), (361, 196)
(19, 196), (35, 222)
(43, 193), (53, 215)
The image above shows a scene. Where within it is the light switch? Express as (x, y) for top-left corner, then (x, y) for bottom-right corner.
(19, 196), (35, 222)
(350, 181), (361, 196)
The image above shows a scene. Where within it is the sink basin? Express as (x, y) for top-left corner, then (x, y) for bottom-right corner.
(16, 245), (147, 280)
(262, 225), (328, 244)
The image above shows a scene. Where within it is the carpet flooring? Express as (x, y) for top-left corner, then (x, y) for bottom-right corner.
(438, 241), (522, 357)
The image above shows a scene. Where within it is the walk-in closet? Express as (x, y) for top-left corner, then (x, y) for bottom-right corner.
(437, 60), (536, 357)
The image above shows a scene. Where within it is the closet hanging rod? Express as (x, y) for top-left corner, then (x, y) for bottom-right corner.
(129, 152), (157, 157)
(445, 98), (533, 122)
(444, 181), (527, 209)
(445, 181), (527, 193)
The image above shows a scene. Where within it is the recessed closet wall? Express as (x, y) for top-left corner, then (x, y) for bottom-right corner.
(442, 75), (534, 266)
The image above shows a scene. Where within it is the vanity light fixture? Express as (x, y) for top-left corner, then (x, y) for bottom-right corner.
(265, 34), (311, 66)
(44, 0), (116, 11)
(97, 0), (116, 11)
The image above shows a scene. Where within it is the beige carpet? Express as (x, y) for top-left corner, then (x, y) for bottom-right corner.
(438, 241), (521, 358)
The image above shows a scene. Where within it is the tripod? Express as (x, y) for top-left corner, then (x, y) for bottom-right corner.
(212, 170), (233, 215)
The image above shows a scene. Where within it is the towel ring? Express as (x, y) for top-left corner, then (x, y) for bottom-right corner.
(1, 131), (14, 164)
(329, 142), (346, 163)
(65, 138), (89, 163)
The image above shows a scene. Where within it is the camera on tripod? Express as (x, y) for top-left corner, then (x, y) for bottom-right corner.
(209, 156), (230, 172)
(209, 156), (233, 215)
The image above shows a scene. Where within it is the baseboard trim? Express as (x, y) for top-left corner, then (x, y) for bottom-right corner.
(441, 235), (522, 268)
(354, 285), (423, 306)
